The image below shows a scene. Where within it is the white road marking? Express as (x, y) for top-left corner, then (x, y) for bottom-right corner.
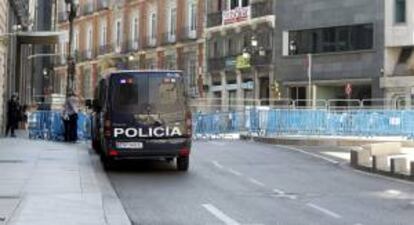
(248, 178), (265, 187)
(306, 203), (342, 219)
(276, 145), (339, 164)
(228, 169), (243, 177)
(354, 223), (364, 225)
(212, 161), (224, 169)
(273, 188), (285, 195)
(202, 204), (241, 225)
(385, 189), (401, 196)
(272, 189), (297, 200)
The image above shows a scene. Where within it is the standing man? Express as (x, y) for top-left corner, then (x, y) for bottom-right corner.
(6, 93), (20, 137)
(62, 93), (79, 142)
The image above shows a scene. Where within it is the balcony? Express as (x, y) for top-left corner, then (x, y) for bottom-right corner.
(98, 44), (114, 55)
(161, 32), (176, 45)
(82, 2), (95, 16)
(207, 12), (221, 28)
(178, 27), (197, 42)
(251, 1), (273, 19)
(58, 11), (68, 23)
(128, 39), (139, 52)
(97, 0), (110, 11)
(208, 57), (226, 72)
(79, 49), (95, 62)
(144, 35), (157, 49)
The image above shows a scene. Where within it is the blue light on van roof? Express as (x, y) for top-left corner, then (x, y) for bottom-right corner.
(120, 79), (127, 84)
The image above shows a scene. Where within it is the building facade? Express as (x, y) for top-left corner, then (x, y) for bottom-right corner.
(54, 0), (206, 102)
(205, 0), (276, 108)
(382, 0), (414, 106)
(0, 0), (8, 133)
(275, 0), (385, 106)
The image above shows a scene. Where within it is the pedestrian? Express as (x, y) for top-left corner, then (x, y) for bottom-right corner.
(6, 93), (21, 137)
(62, 93), (79, 142)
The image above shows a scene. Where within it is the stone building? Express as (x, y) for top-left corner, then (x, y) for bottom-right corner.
(54, 0), (206, 101)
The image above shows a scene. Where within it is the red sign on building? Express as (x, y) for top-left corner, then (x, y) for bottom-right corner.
(222, 6), (251, 25)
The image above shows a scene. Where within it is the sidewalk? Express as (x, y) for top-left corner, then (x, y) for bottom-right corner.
(241, 134), (414, 147)
(0, 133), (131, 225)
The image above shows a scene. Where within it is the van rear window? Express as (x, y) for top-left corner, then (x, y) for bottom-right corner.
(111, 75), (144, 112)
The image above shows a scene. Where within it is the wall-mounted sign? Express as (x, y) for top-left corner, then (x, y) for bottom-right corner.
(223, 6), (251, 25)
(236, 55), (251, 69)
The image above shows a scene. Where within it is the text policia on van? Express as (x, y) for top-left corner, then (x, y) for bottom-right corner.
(113, 127), (183, 138)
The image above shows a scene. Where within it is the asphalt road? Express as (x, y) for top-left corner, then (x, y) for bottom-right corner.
(107, 140), (414, 225)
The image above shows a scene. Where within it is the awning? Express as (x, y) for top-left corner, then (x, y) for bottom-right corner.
(16, 31), (67, 45)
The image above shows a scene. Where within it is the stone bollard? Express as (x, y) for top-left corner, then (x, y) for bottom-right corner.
(390, 158), (396, 174)
(372, 156), (377, 172)
(411, 161), (414, 180)
(350, 150), (359, 167)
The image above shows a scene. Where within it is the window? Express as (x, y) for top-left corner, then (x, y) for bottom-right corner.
(87, 27), (93, 57)
(131, 16), (139, 49)
(395, 0), (406, 23)
(188, 1), (197, 36)
(168, 7), (177, 40)
(229, 0), (249, 9)
(100, 21), (107, 46)
(289, 24), (374, 55)
(149, 11), (157, 45)
(115, 19), (122, 49)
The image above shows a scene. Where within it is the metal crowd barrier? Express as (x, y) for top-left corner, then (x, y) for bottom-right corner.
(28, 111), (91, 141)
(193, 108), (414, 138)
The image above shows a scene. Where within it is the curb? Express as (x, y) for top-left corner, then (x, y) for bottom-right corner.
(241, 135), (414, 147)
(90, 151), (132, 225)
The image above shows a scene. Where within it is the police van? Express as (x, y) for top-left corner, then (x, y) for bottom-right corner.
(91, 70), (192, 171)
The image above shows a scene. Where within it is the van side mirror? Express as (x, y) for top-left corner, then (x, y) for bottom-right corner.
(85, 99), (93, 109)
(92, 99), (101, 112)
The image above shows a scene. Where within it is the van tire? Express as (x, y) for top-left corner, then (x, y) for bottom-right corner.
(177, 156), (189, 171)
(102, 156), (116, 170)
(92, 139), (101, 153)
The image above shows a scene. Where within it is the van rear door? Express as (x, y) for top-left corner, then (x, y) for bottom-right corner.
(110, 72), (188, 139)
(147, 72), (188, 138)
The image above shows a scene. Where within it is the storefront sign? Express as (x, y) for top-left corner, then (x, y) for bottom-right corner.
(236, 55), (251, 69)
(242, 81), (254, 90)
(223, 6), (251, 25)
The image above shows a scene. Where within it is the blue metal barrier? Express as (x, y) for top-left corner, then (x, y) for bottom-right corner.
(29, 111), (91, 141)
(193, 108), (414, 138)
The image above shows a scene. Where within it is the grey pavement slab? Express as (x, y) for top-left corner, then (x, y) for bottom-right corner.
(0, 137), (131, 225)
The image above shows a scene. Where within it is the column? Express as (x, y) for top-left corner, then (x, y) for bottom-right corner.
(253, 68), (259, 106)
(221, 71), (227, 111)
(236, 70), (243, 108)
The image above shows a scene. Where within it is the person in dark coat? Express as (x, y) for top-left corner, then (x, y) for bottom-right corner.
(6, 93), (21, 137)
(62, 93), (79, 142)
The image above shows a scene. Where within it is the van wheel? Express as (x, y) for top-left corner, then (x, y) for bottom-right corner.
(177, 156), (189, 171)
(92, 139), (101, 153)
(102, 156), (116, 170)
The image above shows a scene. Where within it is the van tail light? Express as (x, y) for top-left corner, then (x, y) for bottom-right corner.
(185, 111), (192, 136)
(104, 113), (112, 138)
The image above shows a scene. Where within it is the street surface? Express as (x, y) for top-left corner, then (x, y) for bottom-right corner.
(107, 140), (414, 225)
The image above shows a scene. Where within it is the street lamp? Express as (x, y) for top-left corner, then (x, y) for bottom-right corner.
(65, 0), (77, 97)
(242, 35), (267, 106)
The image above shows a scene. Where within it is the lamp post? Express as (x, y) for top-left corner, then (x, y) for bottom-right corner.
(65, 0), (77, 97)
(242, 36), (266, 106)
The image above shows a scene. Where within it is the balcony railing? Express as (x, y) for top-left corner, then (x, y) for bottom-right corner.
(97, 0), (110, 11)
(58, 11), (68, 23)
(79, 49), (95, 62)
(82, 2), (95, 16)
(161, 32), (176, 45)
(251, 1), (273, 18)
(207, 11), (222, 28)
(144, 35), (157, 49)
(178, 27), (197, 42)
(208, 57), (226, 72)
(98, 44), (114, 55)
(128, 39), (139, 52)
